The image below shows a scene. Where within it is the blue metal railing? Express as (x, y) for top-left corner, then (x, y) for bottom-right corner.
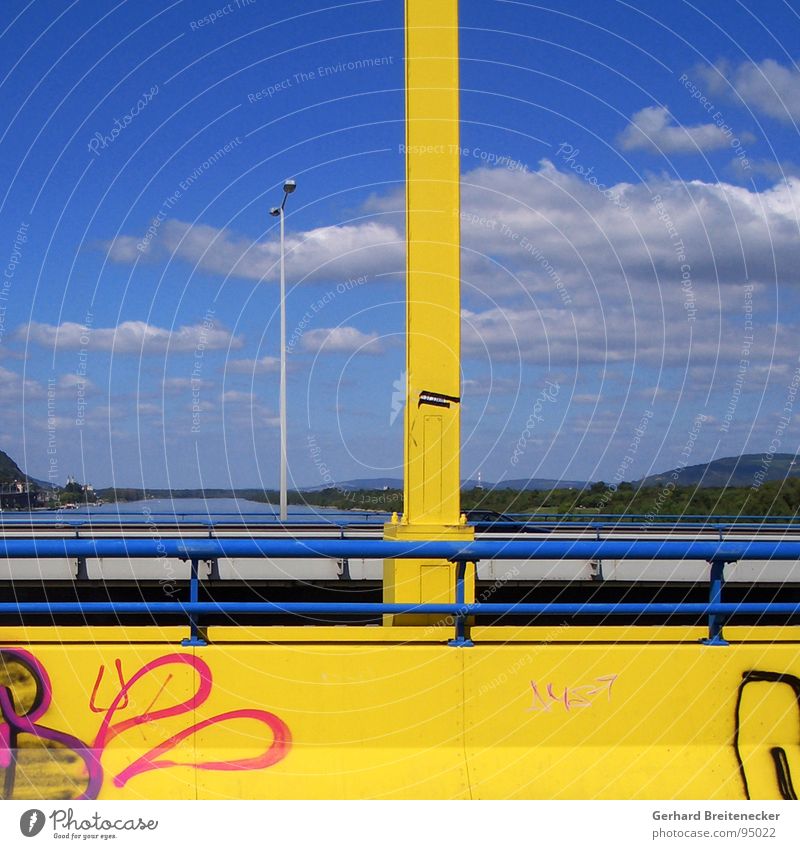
(1, 535), (800, 647)
(2, 536), (800, 560)
(2, 510), (799, 532)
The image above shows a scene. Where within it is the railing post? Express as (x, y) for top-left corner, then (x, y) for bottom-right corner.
(702, 559), (729, 646)
(182, 557), (207, 647)
(448, 560), (474, 647)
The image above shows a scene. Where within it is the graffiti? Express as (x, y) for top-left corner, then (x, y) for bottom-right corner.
(0, 649), (97, 799)
(0, 649), (291, 800)
(528, 675), (618, 713)
(89, 660), (129, 712)
(734, 670), (799, 800)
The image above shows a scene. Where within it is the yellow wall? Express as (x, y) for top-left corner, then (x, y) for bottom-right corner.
(1, 627), (798, 800)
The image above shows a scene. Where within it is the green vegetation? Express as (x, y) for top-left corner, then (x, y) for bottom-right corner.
(55, 478), (97, 506)
(246, 488), (403, 511)
(461, 478), (800, 518)
(93, 479), (800, 517)
(0, 449), (28, 483)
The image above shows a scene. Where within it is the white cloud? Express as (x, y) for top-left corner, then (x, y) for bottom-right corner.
(224, 401), (280, 427)
(58, 373), (94, 391)
(222, 390), (255, 403)
(93, 161), (800, 377)
(99, 162), (800, 301)
(461, 292), (797, 370)
(301, 326), (382, 354)
(137, 401), (162, 416)
(458, 162), (800, 296)
(104, 218), (404, 285)
(617, 105), (731, 153)
(163, 376), (213, 392)
(697, 59), (800, 122)
(17, 321), (243, 354)
(226, 355), (279, 373)
(0, 366), (43, 400)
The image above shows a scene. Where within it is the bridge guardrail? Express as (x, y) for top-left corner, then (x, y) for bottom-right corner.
(1, 536), (800, 646)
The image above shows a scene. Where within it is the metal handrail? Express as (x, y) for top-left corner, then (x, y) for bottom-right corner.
(1, 535), (799, 647)
(2, 512), (800, 535)
(1, 536), (800, 560)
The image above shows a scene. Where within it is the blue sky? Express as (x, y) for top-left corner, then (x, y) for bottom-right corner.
(1, 0), (799, 490)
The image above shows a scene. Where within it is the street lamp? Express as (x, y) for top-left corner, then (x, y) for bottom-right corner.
(270, 179), (296, 521)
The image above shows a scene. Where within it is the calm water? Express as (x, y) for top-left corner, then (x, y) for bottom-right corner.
(3, 497), (389, 525)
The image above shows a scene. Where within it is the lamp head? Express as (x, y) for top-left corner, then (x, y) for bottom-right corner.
(283, 179), (297, 194)
(269, 207), (281, 217)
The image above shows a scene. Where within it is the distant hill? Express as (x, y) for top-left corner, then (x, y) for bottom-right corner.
(0, 448), (28, 483)
(302, 478), (403, 492)
(638, 453), (800, 488)
(307, 457), (799, 493)
(301, 476), (588, 492)
(496, 478), (588, 491)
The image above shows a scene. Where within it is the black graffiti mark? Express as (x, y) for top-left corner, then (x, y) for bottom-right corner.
(734, 670), (800, 800)
(770, 747), (797, 801)
(0, 650), (46, 718)
(0, 649), (96, 800)
(1, 650), (47, 800)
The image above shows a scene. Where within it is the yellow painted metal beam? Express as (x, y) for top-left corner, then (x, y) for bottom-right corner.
(2, 634), (798, 799)
(383, 0), (474, 623)
(402, 0), (462, 526)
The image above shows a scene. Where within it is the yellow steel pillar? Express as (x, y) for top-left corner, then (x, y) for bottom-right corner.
(383, 0), (474, 625)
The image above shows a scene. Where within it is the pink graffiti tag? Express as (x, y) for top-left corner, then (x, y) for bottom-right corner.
(89, 659), (130, 713)
(92, 653), (291, 788)
(529, 674), (618, 713)
(0, 649), (291, 799)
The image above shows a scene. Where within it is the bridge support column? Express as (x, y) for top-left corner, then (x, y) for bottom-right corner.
(383, 0), (474, 624)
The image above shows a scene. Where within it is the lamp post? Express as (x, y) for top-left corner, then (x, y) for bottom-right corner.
(270, 178), (296, 521)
